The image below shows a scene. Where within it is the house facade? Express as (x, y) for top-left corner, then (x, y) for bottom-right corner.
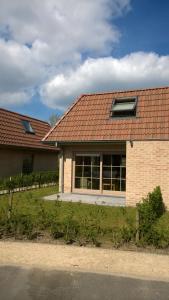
(0, 108), (58, 177)
(43, 87), (169, 208)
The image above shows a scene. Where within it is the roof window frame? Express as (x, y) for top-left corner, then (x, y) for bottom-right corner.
(110, 96), (138, 118)
(21, 119), (35, 134)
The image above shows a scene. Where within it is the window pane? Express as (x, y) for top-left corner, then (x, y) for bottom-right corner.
(92, 179), (100, 190)
(112, 167), (120, 179)
(75, 156), (83, 165)
(22, 120), (34, 133)
(91, 156), (100, 166)
(103, 179), (111, 190)
(112, 179), (120, 191)
(83, 178), (91, 189)
(92, 166), (100, 178)
(84, 166), (91, 177)
(121, 180), (126, 191)
(75, 166), (83, 177)
(112, 155), (121, 166)
(113, 101), (135, 111)
(75, 178), (82, 188)
(103, 155), (111, 165)
(103, 167), (111, 178)
(84, 156), (91, 165)
(75, 154), (101, 190)
(121, 167), (126, 179)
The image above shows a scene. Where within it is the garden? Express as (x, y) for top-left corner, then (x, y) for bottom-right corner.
(0, 182), (169, 251)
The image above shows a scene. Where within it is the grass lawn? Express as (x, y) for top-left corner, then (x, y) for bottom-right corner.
(0, 186), (169, 250)
(0, 186), (136, 226)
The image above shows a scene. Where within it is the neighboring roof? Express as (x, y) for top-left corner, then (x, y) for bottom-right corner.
(0, 108), (57, 151)
(43, 86), (169, 143)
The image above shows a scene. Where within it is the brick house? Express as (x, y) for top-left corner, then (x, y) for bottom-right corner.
(0, 108), (58, 177)
(43, 87), (169, 208)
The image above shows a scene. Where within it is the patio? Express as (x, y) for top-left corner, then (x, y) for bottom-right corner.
(43, 193), (125, 207)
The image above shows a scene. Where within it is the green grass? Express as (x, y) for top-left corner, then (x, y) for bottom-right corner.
(0, 186), (136, 245)
(0, 186), (168, 249)
(0, 186), (136, 229)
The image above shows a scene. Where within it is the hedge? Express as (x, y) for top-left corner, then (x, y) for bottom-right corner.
(0, 171), (59, 192)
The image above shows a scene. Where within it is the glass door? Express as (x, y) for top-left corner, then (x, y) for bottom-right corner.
(74, 154), (100, 190)
(102, 154), (126, 191)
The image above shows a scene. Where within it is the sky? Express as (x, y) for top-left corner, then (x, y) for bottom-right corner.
(0, 0), (169, 122)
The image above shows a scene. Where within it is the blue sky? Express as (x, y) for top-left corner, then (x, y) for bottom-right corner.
(0, 0), (169, 123)
(114, 0), (169, 57)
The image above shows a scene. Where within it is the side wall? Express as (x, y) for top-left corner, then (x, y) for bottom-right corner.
(0, 148), (23, 177)
(126, 141), (169, 208)
(33, 151), (58, 172)
(0, 147), (58, 177)
(63, 147), (73, 193)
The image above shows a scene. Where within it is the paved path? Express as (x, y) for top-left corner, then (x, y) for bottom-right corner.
(44, 192), (125, 206)
(0, 266), (169, 300)
(0, 241), (169, 281)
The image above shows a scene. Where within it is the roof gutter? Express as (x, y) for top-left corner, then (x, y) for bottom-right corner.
(42, 138), (169, 147)
(43, 140), (127, 147)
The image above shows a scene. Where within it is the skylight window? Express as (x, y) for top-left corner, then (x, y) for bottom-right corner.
(111, 97), (137, 118)
(21, 120), (35, 134)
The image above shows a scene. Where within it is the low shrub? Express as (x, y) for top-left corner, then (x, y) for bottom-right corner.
(111, 226), (135, 248)
(62, 216), (79, 244)
(77, 214), (102, 247)
(0, 211), (36, 240)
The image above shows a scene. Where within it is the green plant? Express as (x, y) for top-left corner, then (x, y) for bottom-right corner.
(61, 213), (79, 244)
(0, 171), (59, 193)
(137, 186), (166, 245)
(0, 210), (36, 240)
(111, 226), (135, 248)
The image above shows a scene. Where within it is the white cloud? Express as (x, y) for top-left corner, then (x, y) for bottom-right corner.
(0, 39), (45, 93)
(41, 52), (169, 109)
(0, 91), (30, 106)
(0, 0), (131, 106)
(0, 0), (130, 64)
(1, 0), (169, 111)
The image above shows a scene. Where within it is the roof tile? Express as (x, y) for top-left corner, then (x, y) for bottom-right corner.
(44, 87), (169, 142)
(0, 108), (57, 151)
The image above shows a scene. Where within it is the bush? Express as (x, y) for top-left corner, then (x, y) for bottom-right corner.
(62, 215), (79, 244)
(137, 186), (166, 245)
(0, 211), (36, 240)
(78, 213), (102, 247)
(0, 171), (58, 192)
(111, 226), (135, 248)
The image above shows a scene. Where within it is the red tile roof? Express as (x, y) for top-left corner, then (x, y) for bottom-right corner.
(0, 108), (57, 151)
(44, 87), (169, 143)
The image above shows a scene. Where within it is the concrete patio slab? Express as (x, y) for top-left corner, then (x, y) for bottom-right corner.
(43, 193), (125, 206)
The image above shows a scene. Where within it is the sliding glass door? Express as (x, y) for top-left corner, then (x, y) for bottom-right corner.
(102, 154), (126, 191)
(74, 153), (126, 192)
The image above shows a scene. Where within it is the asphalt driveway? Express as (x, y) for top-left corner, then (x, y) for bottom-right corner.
(0, 266), (169, 300)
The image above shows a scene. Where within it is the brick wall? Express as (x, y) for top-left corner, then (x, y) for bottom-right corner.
(0, 147), (58, 177)
(0, 148), (23, 177)
(63, 148), (73, 193)
(62, 142), (169, 208)
(126, 141), (169, 208)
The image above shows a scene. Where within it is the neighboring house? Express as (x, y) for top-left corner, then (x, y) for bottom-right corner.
(0, 108), (58, 178)
(43, 87), (169, 208)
